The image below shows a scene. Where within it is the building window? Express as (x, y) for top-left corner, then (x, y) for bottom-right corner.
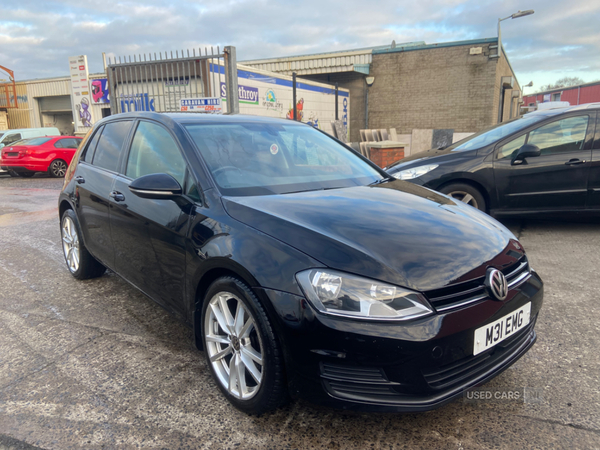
(529, 103), (535, 107)
(552, 93), (561, 101)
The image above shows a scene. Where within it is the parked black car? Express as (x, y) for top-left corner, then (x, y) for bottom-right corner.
(58, 112), (543, 414)
(385, 104), (600, 216)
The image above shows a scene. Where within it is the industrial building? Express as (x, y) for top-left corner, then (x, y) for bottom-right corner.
(242, 37), (522, 144)
(2, 37), (522, 154)
(523, 80), (600, 108)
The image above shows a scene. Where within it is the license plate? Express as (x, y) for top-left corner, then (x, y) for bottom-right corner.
(473, 303), (531, 356)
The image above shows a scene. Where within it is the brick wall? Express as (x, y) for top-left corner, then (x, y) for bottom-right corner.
(368, 43), (503, 135)
(369, 147), (405, 168)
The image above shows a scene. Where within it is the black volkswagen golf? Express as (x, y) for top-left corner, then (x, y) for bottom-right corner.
(386, 103), (600, 216)
(58, 112), (543, 414)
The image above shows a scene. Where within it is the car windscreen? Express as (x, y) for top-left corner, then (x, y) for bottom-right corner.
(444, 114), (548, 152)
(21, 137), (53, 146)
(184, 122), (382, 196)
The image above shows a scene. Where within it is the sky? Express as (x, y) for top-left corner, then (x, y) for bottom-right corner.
(1, 0), (599, 95)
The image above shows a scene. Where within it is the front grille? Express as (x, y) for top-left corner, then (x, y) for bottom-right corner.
(422, 318), (536, 390)
(320, 362), (404, 403)
(426, 257), (531, 312)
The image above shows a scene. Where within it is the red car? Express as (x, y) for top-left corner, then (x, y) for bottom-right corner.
(1, 136), (83, 178)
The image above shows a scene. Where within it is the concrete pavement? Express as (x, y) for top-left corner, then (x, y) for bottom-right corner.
(0, 174), (598, 449)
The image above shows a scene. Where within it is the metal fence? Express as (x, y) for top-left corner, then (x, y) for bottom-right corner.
(106, 46), (239, 115)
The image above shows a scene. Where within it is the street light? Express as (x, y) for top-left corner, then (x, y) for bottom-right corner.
(498, 10), (534, 52)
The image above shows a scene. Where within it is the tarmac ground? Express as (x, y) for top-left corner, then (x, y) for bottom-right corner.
(0, 173), (598, 449)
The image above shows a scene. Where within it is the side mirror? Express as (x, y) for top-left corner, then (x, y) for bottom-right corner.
(128, 173), (183, 200)
(511, 144), (541, 165)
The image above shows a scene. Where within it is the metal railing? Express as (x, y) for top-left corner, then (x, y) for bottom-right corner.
(106, 46), (239, 115)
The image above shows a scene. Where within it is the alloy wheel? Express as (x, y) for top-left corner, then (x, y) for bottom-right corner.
(51, 160), (68, 177)
(205, 292), (264, 400)
(61, 216), (80, 273)
(447, 191), (479, 209)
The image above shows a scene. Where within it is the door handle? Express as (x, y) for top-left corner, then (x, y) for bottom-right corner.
(565, 158), (585, 165)
(75, 176), (85, 184)
(109, 191), (125, 202)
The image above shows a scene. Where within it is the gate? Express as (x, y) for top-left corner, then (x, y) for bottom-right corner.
(106, 46), (239, 115)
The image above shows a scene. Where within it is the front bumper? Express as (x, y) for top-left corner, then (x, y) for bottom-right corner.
(257, 270), (543, 412)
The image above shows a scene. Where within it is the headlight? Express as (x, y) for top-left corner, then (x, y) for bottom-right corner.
(392, 164), (439, 180)
(296, 269), (433, 321)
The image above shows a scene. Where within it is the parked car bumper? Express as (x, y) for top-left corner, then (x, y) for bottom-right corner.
(257, 271), (543, 412)
(1, 157), (50, 172)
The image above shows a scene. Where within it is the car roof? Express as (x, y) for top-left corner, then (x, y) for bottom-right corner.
(527, 102), (600, 117)
(97, 111), (305, 127)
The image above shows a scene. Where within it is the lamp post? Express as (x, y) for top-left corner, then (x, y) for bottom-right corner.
(522, 81), (533, 96)
(497, 10), (534, 53)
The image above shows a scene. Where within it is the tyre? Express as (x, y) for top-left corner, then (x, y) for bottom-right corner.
(202, 276), (287, 415)
(60, 209), (106, 280)
(48, 159), (68, 178)
(439, 183), (486, 212)
(18, 172), (35, 178)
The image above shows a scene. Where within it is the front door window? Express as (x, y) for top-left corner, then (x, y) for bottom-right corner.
(527, 116), (589, 155)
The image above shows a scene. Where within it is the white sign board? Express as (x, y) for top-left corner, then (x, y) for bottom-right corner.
(179, 97), (223, 113)
(68, 55), (95, 132)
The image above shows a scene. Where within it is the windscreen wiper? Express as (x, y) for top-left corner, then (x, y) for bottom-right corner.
(368, 177), (394, 186)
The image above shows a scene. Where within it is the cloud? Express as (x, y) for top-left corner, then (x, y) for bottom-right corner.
(0, 0), (599, 90)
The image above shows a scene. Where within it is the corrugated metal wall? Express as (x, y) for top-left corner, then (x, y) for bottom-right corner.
(5, 74), (110, 130)
(6, 84), (32, 129)
(244, 52), (372, 76)
(523, 82), (600, 106)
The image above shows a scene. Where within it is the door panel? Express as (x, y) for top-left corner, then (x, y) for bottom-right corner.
(111, 175), (190, 308)
(74, 121), (132, 268)
(493, 114), (593, 211)
(74, 163), (116, 267)
(110, 120), (190, 312)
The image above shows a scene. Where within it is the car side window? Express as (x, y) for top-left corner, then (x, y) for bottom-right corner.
(92, 121), (132, 172)
(82, 126), (103, 163)
(497, 135), (527, 160)
(54, 139), (64, 148)
(527, 116), (589, 156)
(125, 121), (186, 185)
(3, 133), (22, 146)
(62, 139), (79, 149)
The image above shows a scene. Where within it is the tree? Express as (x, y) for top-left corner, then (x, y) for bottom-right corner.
(539, 76), (585, 92)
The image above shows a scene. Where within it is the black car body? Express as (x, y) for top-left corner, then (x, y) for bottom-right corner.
(58, 112), (543, 414)
(385, 103), (600, 216)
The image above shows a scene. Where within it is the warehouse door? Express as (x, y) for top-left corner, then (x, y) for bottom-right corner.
(38, 95), (74, 135)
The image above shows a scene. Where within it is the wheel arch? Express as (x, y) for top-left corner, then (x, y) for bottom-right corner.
(192, 262), (264, 350)
(435, 178), (491, 213)
(59, 198), (73, 220)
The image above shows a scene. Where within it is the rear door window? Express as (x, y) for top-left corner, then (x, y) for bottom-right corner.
(92, 121), (132, 172)
(59, 138), (79, 149)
